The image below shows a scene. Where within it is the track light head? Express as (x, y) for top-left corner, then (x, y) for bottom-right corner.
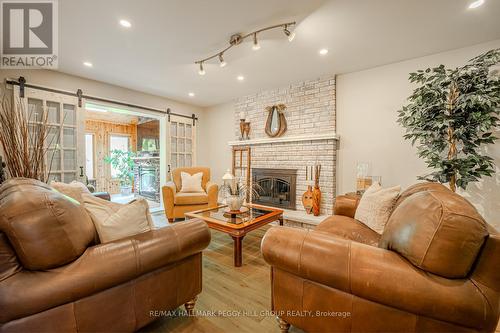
(219, 54), (227, 67)
(198, 62), (206, 75)
(283, 25), (295, 42)
(252, 33), (260, 51)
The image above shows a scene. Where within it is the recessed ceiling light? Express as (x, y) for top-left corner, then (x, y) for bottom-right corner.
(188, 92), (195, 97)
(319, 49), (329, 55)
(83, 61), (93, 67)
(237, 75), (245, 81)
(468, 0), (484, 8)
(119, 19), (132, 28)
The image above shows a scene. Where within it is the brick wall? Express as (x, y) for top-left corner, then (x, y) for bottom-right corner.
(233, 75), (337, 215)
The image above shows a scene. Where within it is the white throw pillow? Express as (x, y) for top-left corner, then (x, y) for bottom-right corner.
(354, 183), (401, 234)
(180, 172), (204, 193)
(82, 194), (155, 243)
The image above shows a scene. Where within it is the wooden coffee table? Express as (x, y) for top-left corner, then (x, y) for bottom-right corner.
(185, 203), (283, 267)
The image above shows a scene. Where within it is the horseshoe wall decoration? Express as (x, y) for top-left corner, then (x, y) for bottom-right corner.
(265, 104), (287, 138)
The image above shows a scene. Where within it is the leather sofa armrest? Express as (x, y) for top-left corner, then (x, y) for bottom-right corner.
(333, 194), (360, 218)
(162, 181), (176, 217)
(205, 181), (218, 207)
(0, 219), (211, 323)
(261, 226), (494, 330)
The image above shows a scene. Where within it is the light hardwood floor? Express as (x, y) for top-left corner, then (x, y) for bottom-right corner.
(140, 224), (303, 333)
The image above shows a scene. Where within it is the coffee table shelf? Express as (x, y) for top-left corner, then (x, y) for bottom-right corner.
(185, 203), (283, 267)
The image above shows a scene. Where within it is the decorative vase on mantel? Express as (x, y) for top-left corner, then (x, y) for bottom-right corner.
(312, 164), (322, 216)
(302, 185), (313, 214)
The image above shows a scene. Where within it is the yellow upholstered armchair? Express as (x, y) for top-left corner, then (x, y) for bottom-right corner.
(162, 167), (218, 222)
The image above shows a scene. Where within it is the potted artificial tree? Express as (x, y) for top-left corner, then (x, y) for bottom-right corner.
(104, 149), (135, 195)
(398, 49), (499, 191)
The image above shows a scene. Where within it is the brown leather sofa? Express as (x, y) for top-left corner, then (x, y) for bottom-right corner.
(262, 182), (500, 332)
(0, 178), (211, 332)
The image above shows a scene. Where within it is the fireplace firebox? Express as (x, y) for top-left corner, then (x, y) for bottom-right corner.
(252, 168), (297, 210)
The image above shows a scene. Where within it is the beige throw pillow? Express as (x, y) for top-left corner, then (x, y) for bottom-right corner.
(50, 181), (90, 203)
(180, 172), (204, 193)
(82, 194), (154, 243)
(354, 183), (401, 234)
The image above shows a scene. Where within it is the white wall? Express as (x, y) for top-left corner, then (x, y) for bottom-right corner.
(0, 69), (208, 167)
(336, 39), (500, 227)
(201, 102), (234, 183)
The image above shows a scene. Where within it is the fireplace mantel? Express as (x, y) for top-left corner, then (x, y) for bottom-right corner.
(228, 132), (338, 147)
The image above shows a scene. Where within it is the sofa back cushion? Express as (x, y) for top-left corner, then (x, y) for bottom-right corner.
(172, 167), (210, 192)
(380, 189), (488, 278)
(392, 182), (450, 211)
(0, 178), (95, 270)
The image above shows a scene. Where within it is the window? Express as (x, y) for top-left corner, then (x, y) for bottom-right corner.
(85, 134), (94, 178)
(109, 135), (130, 178)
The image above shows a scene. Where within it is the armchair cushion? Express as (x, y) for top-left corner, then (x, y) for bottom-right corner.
(174, 192), (208, 205)
(179, 172), (204, 193)
(380, 189), (488, 278)
(172, 167), (210, 192)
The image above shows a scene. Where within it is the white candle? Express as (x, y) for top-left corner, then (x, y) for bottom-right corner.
(239, 111), (245, 120)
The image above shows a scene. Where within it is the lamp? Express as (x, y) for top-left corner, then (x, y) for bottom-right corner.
(198, 62), (205, 75)
(194, 21), (296, 75)
(219, 54), (227, 67)
(252, 33), (260, 51)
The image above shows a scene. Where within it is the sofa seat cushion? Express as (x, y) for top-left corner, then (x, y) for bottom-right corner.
(174, 192), (208, 205)
(315, 215), (380, 247)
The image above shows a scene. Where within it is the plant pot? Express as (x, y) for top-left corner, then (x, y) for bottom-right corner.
(227, 195), (243, 211)
(120, 185), (132, 195)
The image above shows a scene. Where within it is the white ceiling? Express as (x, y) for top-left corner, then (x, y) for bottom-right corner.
(59, 0), (500, 107)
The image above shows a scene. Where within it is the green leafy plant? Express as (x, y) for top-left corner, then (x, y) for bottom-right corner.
(104, 149), (135, 186)
(398, 49), (500, 191)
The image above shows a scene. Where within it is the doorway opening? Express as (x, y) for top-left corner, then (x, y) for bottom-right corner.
(84, 102), (166, 212)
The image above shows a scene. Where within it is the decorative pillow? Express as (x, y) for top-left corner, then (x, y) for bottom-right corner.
(50, 181), (90, 203)
(354, 183), (401, 234)
(180, 172), (204, 193)
(82, 194), (155, 243)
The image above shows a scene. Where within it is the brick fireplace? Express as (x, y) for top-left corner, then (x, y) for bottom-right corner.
(230, 75), (337, 217)
(252, 168), (297, 210)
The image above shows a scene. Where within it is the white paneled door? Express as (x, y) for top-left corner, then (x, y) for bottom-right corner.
(14, 86), (85, 183)
(168, 115), (196, 175)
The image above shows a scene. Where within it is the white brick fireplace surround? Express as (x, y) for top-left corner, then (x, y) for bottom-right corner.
(229, 75), (337, 224)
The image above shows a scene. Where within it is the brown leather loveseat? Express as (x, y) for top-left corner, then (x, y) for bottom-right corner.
(262, 183), (500, 332)
(0, 178), (211, 332)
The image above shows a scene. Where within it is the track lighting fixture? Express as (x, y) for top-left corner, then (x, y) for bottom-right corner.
(283, 25), (295, 42)
(194, 21), (296, 75)
(252, 33), (260, 51)
(219, 54), (227, 67)
(198, 62), (205, 75)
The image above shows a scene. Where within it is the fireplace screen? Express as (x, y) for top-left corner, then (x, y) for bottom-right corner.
(252, 168), (297, 210)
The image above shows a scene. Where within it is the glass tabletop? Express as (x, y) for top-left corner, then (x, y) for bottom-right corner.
(186, 205), (278, 225)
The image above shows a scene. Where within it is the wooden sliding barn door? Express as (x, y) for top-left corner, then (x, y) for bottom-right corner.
(13, 85), (85, 183)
